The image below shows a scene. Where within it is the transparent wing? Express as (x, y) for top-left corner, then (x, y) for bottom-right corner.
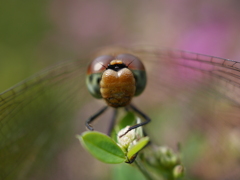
(1, 47), (240, 180)
(0, 60), (89, 180)
(133, 48), (240, 180)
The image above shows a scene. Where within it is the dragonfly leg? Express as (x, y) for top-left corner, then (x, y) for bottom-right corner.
(107, 108), (118, 136)
(119, 104), (151, 137)
(85, 106), (108, 131)
(124, 106), (130, 112)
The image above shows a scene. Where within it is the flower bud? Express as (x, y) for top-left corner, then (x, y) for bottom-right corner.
(117, 126), (135, 149)
(173, 165), (185, 178)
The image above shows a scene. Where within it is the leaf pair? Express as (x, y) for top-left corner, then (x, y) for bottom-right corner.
(78, 112), (149, 164)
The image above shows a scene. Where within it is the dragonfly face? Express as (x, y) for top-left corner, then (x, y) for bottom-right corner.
(1, 46), (240, 179)
(86, 53), (146, 107)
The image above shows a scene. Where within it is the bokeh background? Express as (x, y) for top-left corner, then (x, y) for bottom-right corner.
(1, 0), (240, 180)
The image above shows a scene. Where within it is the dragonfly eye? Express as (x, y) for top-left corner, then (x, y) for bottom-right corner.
(87, 55), (114, 74)
(86, 55), (115, 99)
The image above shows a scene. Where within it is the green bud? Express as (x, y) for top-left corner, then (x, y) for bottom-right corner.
(173, 165), (185, 178)
(157, 146), (179, 167)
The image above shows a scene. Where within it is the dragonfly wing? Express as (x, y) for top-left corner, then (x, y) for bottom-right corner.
(133, 48), (240, 180)
(1, 47), (240, 180)
(0, 60), (88, 180)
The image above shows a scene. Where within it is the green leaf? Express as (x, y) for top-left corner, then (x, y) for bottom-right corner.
(127, 137), (150, 159)
(118, 111), (136, 130)
(78, 131), (126, 164)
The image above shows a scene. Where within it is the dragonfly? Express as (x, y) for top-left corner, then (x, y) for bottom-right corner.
(85, 50), (150, 137)
(0, 46), (240, 180)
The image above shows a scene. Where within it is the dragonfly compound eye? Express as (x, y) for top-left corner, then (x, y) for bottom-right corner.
(86, 55), (114, 98)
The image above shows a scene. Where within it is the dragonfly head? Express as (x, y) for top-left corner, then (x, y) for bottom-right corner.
(86, 52), (147, 107)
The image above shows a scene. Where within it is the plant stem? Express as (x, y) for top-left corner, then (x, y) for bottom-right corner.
(134, 158), (154, 180)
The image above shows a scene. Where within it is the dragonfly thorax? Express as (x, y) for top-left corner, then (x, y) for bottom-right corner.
(100, 61), (136, 108)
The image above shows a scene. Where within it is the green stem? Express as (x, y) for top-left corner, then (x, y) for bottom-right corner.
(134, 158), (154, 180)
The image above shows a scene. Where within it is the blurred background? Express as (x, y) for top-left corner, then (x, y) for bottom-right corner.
(1, 0), (240, 180)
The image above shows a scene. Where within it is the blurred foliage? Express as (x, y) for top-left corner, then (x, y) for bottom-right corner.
(0, 1), (49, 46)
(1, 0), (240, 180)
(0, 0), (51, 91)
(112, 163), (146, 180)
